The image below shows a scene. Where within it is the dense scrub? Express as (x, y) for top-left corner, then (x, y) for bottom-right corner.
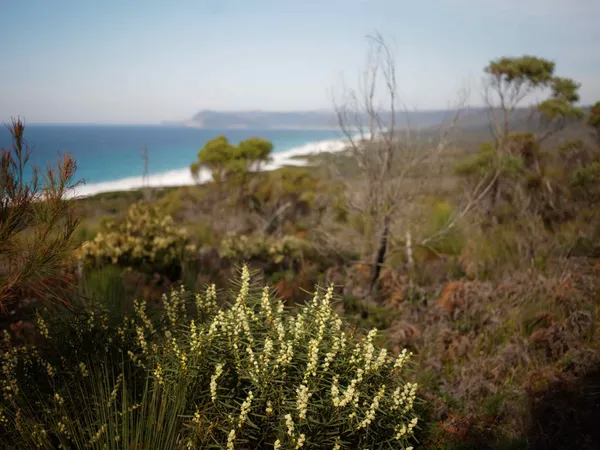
(2, 54), (600, 449)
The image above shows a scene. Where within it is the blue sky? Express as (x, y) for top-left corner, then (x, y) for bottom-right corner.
(0, 0), (598, 124)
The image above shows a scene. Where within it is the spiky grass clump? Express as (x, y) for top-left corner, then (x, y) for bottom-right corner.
(0, 267), (419, 449)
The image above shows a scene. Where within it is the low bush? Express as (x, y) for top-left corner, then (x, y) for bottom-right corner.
(0, 267), (420, 449)
(220, 233), (310, 268)
(76, 201), (196, 279)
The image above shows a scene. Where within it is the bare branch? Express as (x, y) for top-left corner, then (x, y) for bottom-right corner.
(329, 33), (469, 301)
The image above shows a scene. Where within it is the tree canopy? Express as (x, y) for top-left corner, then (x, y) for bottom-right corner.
(190, 135), (273, 183)
(454, 55), (592, 228)
(485, 55), (555, 87)
(483, 55), (584, 141)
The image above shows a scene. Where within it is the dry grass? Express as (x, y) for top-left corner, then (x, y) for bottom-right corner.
(382, 257), (600, 448)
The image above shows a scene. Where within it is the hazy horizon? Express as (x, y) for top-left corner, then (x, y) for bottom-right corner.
(1, 0), (599, 125)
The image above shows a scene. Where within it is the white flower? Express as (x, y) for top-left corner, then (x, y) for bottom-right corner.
(260, 337), (274, 369)
(393, 348), (413, 370)
(394, 423), (407, 439)
(54, 393), (64, 405)
(296, 384), (312, 420)
(337, 368), (364, 408)
(408, 416), (418, 432)
(210, 363), (224, 403)
(227, 429), (236, 450)
(293, 314), (305, 341)
(285, 413), (295, 437)
(357, 385), (386, 429)
(238, 390), (254, 428)
(260, 286), (273, 321)
(372, 348), (388, 371)
(295, 433), (306, 449)
(331, 376), (341, 407)
(303, 338), (321, 382)
(190, 320), (202, 354)
(362, 329), (378, 372)
(246, 346), (260, 382)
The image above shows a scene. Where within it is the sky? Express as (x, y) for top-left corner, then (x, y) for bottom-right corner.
(0, 0), (598, 124)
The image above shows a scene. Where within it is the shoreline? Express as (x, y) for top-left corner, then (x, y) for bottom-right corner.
(70, 135), (350, 199)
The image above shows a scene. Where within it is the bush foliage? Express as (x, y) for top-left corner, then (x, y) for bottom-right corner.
(220, 233), (310, 266)
(76, 202), (196, 276)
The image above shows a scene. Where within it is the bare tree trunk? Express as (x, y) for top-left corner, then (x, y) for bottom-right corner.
(368, 212), (390, 299)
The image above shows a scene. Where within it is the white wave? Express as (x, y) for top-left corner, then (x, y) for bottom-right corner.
(70, 135), (350, 198)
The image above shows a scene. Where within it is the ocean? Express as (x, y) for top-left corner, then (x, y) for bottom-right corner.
(0, 125), (348, 197)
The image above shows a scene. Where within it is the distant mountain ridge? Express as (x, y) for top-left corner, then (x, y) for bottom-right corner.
(163, 109), (487, 130)
(163, 106), (593, 136)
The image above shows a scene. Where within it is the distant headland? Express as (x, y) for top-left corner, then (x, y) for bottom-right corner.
(161, 109), (467, 130)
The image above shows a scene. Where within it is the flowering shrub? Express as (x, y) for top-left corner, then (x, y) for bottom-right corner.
(220, 233), (310, 265)
(0, 267), (419, 449)
(76, 201), (196, 274)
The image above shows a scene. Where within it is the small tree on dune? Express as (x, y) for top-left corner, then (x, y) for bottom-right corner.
(190, 135), (273, 202)
(190, 135), (236, 184)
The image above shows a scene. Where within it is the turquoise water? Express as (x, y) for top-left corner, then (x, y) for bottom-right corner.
(0, 125), (345, 195)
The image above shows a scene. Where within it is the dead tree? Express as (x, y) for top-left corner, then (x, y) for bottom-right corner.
(331, 33), (468, 301)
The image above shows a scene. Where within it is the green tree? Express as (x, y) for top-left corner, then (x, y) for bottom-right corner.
(536, 76), (585, 141)
(237, 136), (273, 172)
(483, 55), (584, 145)
(189, 135), (236, 183)
(232, 137), (273, 201)
(458, 56), (585, 223)
(189, 135), (273, 201)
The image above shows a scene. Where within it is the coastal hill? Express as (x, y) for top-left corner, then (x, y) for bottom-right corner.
(161, 108), (593, 155)
(162, 108), (486, 130)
